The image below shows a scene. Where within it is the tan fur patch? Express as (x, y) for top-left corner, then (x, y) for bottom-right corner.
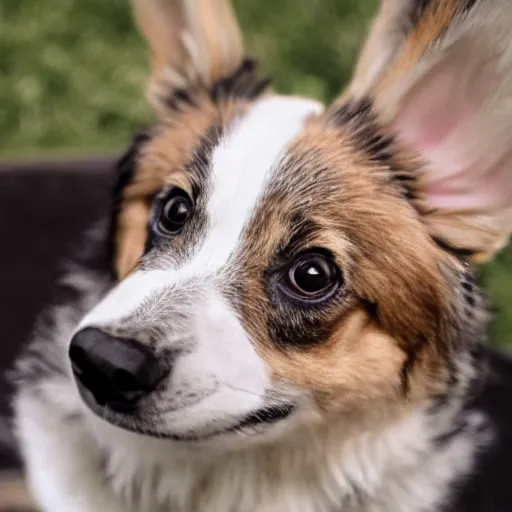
(115, 92), (256, 279)
(116, 0), (261, 278)
(117, 0), (481, 423)
(236, 118), (457, 414)
(260, 309), (407, 410)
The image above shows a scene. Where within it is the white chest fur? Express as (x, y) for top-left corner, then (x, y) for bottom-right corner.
(90, 405), (484, 512)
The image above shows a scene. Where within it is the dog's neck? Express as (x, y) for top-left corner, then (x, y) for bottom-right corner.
(85, 367), (487, 512)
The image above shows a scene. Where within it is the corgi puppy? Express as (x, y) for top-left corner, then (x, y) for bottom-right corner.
(10, 0), (512, 511)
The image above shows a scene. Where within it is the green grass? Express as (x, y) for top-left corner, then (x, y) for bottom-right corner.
(1, 0), (511, 345)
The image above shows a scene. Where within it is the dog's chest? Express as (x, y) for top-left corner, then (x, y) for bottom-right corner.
(96, 412), (481, 512)
(105, 452), (342, 512)
(106, 465), (455, 512)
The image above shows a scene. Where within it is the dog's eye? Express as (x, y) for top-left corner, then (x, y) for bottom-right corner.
(281, 252), (341, 302)
(158, 189), (193, 234)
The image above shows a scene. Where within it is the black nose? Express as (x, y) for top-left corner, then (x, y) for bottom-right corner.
(69, 327), (169, 412)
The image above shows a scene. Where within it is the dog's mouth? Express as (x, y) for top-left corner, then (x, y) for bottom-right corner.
(96, 402), (295, 442)
(74, 370), (296, 441)
(221, 403), (295, 437)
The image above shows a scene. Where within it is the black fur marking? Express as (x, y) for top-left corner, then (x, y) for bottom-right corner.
(327, 97), (414, 200)
(462, 281), (474, 293)
(438, 349), (512, 512)
(111, 130), (153, 207)
(460, 268), (485, 326)
(459, 0), (479, 15)
(266, 310), (340, 349)
(429, 360), (461, 415)
(162, 58), (271, 116)
(408, 0), (479, 33)
(465, 294), (476, 307)
(210, 58), (271, 103)
(463, 307), (474, 319)
(400, 347), (419, 396)
(329, 97), (394, 163)
(432, 237), (478, 260)
(145, 124), (221, 256)
(179, 123), (222, 246)
(408, 0), (434, 29)
(108, 128), (153, 275)
(164, 88), (197, 112)
(186, 123), (223, 201)
(362, 300), (378, 319)
(433, 419), (468, 447)
(143, 215), (157, 255)
(428, 272), (489, 418)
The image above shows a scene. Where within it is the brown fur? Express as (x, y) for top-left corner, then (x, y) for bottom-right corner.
(345, 0), (476, 100)
(115, 94), (218, 278)
(115, 0), (258, 278)
(344, 0), (512, 263)
(115, 0), (510, 420)
(233, 118), (461, 411)
(115, 86), (263, 278)
(372, 0), (466, 115)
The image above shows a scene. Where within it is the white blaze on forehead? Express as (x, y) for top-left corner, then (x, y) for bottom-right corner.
(76, 269), (174, 330)
(77, 95), (323, 329)
(199, 95), (324, 272)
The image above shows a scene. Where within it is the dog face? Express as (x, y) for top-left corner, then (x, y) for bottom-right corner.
(69, 0), (512, 446)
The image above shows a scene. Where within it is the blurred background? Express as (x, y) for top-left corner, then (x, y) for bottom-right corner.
(0, 0), (510, 360)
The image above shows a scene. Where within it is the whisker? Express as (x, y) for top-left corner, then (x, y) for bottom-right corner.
(219, 383), (267, 399)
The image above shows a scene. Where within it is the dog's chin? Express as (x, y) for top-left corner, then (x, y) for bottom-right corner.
(81, 393), (296, 445)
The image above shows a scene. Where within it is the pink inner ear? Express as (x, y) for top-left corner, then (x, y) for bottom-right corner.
(393, 55), (512, 214)
(423, 158), (512, 211)
(395, 63), (467, 154)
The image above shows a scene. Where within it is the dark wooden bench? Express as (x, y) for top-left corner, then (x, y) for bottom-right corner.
(0, 156), (118, 470)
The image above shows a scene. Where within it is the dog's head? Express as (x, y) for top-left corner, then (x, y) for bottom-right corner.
(69, 0), (512, 445)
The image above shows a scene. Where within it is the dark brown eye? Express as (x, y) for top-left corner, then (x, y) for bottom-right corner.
(158, 189), (193, 234)
(283, 252), (341, 302)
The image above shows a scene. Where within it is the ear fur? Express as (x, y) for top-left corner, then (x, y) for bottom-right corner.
(341, 0), (512, 263)
(133, 0), (244, 112)
(345, 0), (414, 99)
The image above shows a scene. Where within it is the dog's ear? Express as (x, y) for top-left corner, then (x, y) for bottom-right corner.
(345, 0), (417, 100)
(133, 0), (244, 111)
(339, 0), (512, 263)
